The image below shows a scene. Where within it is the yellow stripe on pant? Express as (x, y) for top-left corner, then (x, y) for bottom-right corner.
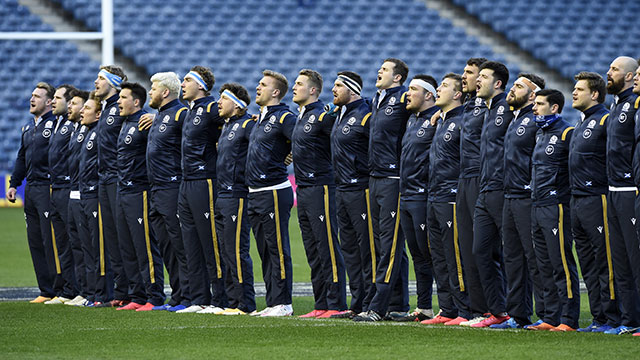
(49, 187), (61, 274)
(384, 194), (402, 283)
(98, 203), (105, 276)
(235, 198), (244, 284)
(558, 204), (573, 299)
(142, 191), (155, 284)
(323, 185), (338, 282)
(273, 190), (286, 280)
(364, 188), (376, 283)
(601, 195), (615, 299)
(207, 179), (222, 278)
(452, 203), (465, 292)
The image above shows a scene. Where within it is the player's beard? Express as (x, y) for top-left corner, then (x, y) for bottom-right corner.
(607, 76), (625, 95)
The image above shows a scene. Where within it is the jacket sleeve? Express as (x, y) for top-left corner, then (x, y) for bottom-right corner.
(10, 129), (27, 188)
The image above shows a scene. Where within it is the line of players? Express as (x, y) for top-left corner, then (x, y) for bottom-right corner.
(7, 56), (640, 334)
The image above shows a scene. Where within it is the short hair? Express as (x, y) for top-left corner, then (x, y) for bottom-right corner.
(150, 72), (181, 97)
(442, 73), (463, 92)
(120, 82), (147, 107)
(56, 84), (77, 101)
(467, 57), (488, 68)
(479, 61), (509, 90)
(190, 65), (215, 95)
(384, 57), (409, 84)
(574, 71), (606, 104)
(36, 82), (55, 99)
(262, 69), (288, 100)
(536, 89), (565, 113)
(219, 82), (251, 108)
(99, 65), (127, 82)
(298, 69), (323, 94)
(411, 74), (438, 91)
(337, 71), (363, 89)
(517, 73), (546, 90)
(88, 90), (100, 104)
(69, 88), (89, 102)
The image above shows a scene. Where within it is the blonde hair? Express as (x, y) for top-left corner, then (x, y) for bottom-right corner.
(151, 72), (181, 97)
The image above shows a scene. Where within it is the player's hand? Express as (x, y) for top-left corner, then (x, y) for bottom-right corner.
(284, 153), (293, 166)
(6, 187), (16, 203)
(138, 113), (155, 131)
(430, 109), (441, 126)
(251, 114), (259, 121)
(323, 103), (339, 118)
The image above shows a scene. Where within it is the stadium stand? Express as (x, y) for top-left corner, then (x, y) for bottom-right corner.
(0, 0), (100, 174)
(453, 0), (640, 79)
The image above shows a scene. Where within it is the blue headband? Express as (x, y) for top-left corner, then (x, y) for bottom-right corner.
(98, 69), (123, 89)
(185, 71), (209, 91)
(535, 114), (561, 129)
(221, 89), (247, 109)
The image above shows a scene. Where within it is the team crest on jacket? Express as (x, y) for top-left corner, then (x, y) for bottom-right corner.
(60, 126), (68, 135)
(417, 128), (426, 137)
(521, 117), (530, 126)
(45, 120), (53, 129)
(444, 132), (452, 142)
(495, 116), (503, 126)
(516, 126), (526, 136)
(549, 135), (558, 144)
(159, 124), (167, 133)
(622, 102), (630, 112)
(269, 115), (276, 124)
(588, 119), (596, 129)
(385, 107), (393, 115)
(447, 122), (456, 131)
(264, 124), (272, 133)
(193, 116), (201, 125)
(497, 105), (505, 115)
(342, 125), (351, 135)
(86, 140), (94, 150)
(389, 96), (396, 105)
(107, 116), (115, 125)
(475, 97), (483, 106)
(619, 112), (627, 123)
(303, 123), (312, 133)
(196, 107), (203, 116)
(583, 129), (592, 139)
(227, 131), (235, 140)
(347, 117), (356, 125)
(308, 115), (316, 123)
(42, 129), (51, 138)
(109, 107), (117, 115)
(163, 115), (170, 123)
(232, 123), (240, 131)
(128, 126), (136, 135)
(473, 107), (481, 116)
(77, 133), (85, 142)
(545, 145), (554, 155)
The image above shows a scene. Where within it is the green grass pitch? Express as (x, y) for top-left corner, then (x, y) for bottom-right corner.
(0, 207), (638, 359)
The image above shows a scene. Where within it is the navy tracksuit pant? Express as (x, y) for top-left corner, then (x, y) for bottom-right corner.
(80, 195), (113, 303)
(215, 196), (256, 313)
(571, 195), (620, 327)
(456, 176), (488, 316)
(116, 191), (165, 306)
(296, 185), (347, 311)
(178, 179), (227, 307)
(50, 187), (77, 299)
(609, 190), (640, 327)
(67, 197), (88, 299)
(473, 190), (507, 315)
(335, 188), (377, 313)
(23, 184), (56, 298)
(247, 187), (294, 307)
(368, 177), (409, 315)
(149, 187), (190, 307)
(400, 199), (433, 310)
(427, 201), (471, 320)
(531, 203), (580, 328)
(502, 197), (543, 325)
(99, 182), (129, 300)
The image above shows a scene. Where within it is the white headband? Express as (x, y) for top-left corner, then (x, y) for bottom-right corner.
(185, 71), (209, 91)
(221, 89), (248, 109)
(515, 77), (541, 93)
(336, 75), (362, 96)
(409, 79), (437, 98)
